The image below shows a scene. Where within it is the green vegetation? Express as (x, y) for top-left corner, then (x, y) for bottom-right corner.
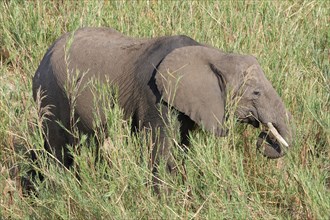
(0, 1), (329, 219)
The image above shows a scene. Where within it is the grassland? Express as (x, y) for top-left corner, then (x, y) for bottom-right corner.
(0, 1), (329, 219)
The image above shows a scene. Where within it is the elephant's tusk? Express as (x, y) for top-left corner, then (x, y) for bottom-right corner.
(267, 122), (289, 147)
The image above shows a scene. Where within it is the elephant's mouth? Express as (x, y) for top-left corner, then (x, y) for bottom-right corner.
(256, 123), (289, 159)
(239, 115), (260, 128)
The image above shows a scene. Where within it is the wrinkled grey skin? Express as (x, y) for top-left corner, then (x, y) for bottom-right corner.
(33, 27), (293, 183)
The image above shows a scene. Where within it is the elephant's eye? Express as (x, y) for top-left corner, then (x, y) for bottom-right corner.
(253, 90), (261, 97)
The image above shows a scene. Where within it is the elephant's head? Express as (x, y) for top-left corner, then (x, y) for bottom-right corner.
(155, 46), (293, 158)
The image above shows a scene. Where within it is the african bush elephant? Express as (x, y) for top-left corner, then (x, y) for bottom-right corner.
(33, 27), (293, 182)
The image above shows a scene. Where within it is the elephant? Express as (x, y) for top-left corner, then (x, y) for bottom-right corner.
(32, 27), (293, 187)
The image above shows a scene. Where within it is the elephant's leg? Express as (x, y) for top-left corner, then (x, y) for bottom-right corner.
(41, 90), (74, 168)
(151, 130), (177, 173)
(150, 131), (176, 195)
(23, 104), (72, 193)
(150, 112), (196, 195)
(43, 115), (73, 168)
(178, 113), (196, 183)
(145, 109), (180, 194)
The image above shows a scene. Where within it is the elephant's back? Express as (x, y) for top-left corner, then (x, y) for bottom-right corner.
(49, 27), (148, 85)
(33, 27), (143, 102)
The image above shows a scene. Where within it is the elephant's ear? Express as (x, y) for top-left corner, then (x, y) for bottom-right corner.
(155, 46), (227, 136)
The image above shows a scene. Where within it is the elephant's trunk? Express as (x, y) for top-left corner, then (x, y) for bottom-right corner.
(267, 122), (289, 147)
(257, 110), (293, 159)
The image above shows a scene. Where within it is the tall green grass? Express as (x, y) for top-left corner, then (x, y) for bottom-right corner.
(0, 1), (329, 219)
